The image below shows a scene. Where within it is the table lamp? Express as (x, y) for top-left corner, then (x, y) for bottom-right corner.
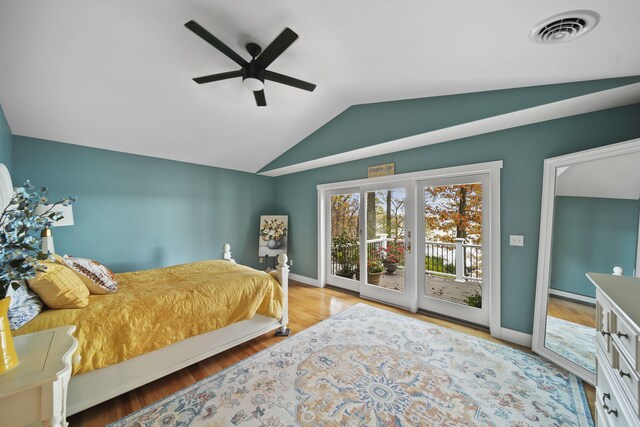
(35, 204), (74, 255)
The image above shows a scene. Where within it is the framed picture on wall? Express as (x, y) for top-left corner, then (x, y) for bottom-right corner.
(259, 215), (288, 257)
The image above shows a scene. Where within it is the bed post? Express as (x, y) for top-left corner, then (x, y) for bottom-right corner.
(273, 253), (290, 336)
(222, 243), (236, 263)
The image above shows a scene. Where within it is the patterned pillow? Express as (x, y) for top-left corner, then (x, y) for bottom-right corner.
(61, 256), (118, 294)
(8, 284), (44, 330)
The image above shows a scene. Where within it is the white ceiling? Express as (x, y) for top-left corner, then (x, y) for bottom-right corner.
(557, 151), (640, 199)
(1, 1), (639, 173)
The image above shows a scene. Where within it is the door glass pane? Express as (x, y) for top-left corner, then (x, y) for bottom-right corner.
(330, 193), (360, 281)
(365, 189), (406, 292)
(424, 183), (483, 307)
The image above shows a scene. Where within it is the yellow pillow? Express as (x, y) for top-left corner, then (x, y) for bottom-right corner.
(27, 262), (90, 309)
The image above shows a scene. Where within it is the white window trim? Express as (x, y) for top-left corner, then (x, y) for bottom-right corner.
(317, 160), (503, 338)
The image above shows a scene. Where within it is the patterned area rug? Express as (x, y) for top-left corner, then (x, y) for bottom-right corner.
(546, 315), (596, 374)
(111, 304), (593, 427)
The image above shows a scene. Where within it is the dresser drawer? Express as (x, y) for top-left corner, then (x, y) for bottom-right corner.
(613, 312), (639, 371)
(598, 366), (631, 427)
(615, 348), (640, 416)
(598, 295), (614, 358)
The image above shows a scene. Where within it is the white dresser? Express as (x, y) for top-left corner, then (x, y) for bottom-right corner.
(588, 273), (640, 427)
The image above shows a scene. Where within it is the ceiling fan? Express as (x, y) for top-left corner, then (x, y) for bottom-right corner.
(185, 20), (316, 107)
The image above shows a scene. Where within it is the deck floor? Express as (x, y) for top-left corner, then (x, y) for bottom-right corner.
(373, 270), (482, 307)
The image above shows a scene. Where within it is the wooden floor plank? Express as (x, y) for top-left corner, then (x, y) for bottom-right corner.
(69, 281), (595, 425)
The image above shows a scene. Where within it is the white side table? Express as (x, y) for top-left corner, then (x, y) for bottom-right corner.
(0, 326), (78, 427)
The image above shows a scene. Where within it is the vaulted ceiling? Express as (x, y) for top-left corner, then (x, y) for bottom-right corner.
(1, 1), (639, 172)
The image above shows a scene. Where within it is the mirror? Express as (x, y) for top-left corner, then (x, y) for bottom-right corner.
(533, 138), (640, 385)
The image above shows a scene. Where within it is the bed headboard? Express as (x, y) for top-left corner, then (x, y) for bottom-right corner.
(0, 163), (13, 210)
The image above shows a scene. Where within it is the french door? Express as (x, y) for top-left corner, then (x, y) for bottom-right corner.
(358, 183), (415, 308)
(324, 170), (493, 327)
(417, 174), (490, 326)
(326, 188), (361, 292)
(325, 183), (415, 309)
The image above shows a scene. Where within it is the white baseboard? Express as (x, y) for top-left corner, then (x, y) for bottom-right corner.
(549, 289), (596, 305)
(289, 273), (322, 287)
(500, 327), (532, 347)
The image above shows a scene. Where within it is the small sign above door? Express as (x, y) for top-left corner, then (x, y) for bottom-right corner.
(368, 163), (395, 178)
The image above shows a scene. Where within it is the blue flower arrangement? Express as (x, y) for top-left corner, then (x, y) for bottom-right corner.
(0, 181), (76, 299)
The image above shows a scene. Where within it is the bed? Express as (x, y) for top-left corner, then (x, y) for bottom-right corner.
(66, 254), (289, 415)
(0, 164), (290, 415)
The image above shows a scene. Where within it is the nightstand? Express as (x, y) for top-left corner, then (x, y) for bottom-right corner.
(0, 326), (78, 427)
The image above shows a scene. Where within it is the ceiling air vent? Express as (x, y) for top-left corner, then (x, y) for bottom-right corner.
(530, 10), (600, 44)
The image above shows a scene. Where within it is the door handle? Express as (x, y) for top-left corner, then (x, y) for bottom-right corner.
(405, 241), (411, 253)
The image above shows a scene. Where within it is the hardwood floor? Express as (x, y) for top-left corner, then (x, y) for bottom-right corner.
(548, 295), (596, 327)
(69, 281), (595, 425)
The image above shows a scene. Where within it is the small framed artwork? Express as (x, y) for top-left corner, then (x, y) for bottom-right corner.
(259, 215), (288, 257)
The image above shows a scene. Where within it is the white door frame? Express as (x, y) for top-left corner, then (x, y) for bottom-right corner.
(317, 160), (503, 338)
(417, 173), (491, 326)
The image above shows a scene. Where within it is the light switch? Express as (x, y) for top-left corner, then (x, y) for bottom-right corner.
(510, 235), (524, 246)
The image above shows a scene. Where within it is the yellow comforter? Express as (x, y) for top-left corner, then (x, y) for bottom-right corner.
(15, 260), (284, 375)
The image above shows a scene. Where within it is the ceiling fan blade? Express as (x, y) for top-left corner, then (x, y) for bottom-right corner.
(193, 70), (242, 84)
(185, 20), (248, 67)
(254, 90), (266, 107)
(265, 70), (316, 92)
(255, 28), (298, 69)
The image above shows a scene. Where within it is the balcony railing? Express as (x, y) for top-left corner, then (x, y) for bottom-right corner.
(425, 239), (482, 282)
(331, 235), (481, 282)
(330, 234), (391, 275)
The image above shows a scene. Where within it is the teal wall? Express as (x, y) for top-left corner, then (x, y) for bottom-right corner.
(262, 77), (640, 172)
(0, 105), (12, 171)
(273, 103), (640, 334)
(551, 196), (639, 298)
(12, 136), (275, 272)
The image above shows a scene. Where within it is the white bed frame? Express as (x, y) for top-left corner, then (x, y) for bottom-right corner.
(66, 250), (289, 415)
(0, 164), (290, 415)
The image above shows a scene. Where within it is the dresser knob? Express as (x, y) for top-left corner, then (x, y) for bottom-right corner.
(601, 330), (611, 337)
(615, 331), (629, 339)
(607, 408), (619, 417)
(619, 369), (631, 379)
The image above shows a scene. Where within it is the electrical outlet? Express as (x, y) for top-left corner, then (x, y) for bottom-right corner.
(289, 259), (293, 266)
(259, 257), (264, 264)
(509, 235), (524, 246)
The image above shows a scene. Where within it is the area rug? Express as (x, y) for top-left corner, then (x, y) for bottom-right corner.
(110, 304), (593, 427)
(546, 315), (596, 374)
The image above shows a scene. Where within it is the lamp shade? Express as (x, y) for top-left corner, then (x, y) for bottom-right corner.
(34, 204), (74, 227)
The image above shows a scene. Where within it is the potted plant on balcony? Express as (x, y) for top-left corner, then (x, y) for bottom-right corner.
(378, 240), (405, 275)
(333, 232), (358, 279)
(367, 259), (384, 285)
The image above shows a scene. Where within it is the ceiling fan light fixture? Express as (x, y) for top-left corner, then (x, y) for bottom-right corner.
(242, 77), (264, 91)
(185, 21), (316, 106)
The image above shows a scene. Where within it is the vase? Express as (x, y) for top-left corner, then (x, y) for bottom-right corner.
(367, 272), (382, 286)
(0, 297), (19, 374)
(267, 238), (281, 249)
(383, 261), (399, 275)
(336, 270), (355, 279)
